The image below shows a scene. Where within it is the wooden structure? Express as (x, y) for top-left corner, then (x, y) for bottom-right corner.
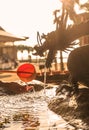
(0, 26), (29, 60)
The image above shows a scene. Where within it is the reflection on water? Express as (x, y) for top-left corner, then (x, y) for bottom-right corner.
(0, 84), (75, 130)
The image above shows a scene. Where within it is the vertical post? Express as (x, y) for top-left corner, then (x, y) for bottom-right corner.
(60, 51), (65, 71)
(54, 56), (58, 71)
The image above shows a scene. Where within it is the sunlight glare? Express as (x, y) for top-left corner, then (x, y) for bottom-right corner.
(22, 50), (28, 60)
(17, 50), (28, 60)
(80, 0), (88, 4)
(17, 51), (22, 60)
(0, 0), (61, 46)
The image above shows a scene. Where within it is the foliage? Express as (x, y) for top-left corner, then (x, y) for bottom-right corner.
(17, 45), (33, 52)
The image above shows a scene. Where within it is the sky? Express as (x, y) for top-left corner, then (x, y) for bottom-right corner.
(0, 0), (61, 46)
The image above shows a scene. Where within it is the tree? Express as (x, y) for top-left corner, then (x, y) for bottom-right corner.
(17, 45), (33, 52)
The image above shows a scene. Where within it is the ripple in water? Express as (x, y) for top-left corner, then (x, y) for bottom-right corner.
(0, 85), (75, 130)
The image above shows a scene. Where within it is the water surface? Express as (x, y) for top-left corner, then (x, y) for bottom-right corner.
(0, 81), (75, 130)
